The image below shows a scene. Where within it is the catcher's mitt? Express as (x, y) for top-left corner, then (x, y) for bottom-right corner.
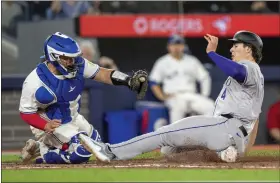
(129, 70), (148, 100)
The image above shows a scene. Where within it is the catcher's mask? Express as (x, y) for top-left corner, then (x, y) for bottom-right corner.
(41, 32), (83, 78)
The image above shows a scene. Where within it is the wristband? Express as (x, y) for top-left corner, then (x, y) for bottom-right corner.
(110, 70), (131, 87)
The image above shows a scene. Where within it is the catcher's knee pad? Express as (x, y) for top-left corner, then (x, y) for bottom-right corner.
(69, 144), (91, 164)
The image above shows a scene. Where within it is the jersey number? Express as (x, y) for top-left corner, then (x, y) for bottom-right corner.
(221, 88), (227, 100)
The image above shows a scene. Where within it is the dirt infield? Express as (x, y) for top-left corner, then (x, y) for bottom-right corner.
(2, 149), (279, 170)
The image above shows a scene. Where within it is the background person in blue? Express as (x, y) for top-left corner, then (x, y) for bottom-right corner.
(19, 32), (148, 164)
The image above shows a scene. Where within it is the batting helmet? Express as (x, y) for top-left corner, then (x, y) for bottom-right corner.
(228, 30), (263, 63)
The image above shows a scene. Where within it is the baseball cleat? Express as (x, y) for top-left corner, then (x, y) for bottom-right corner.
(21, 139), (40, 163)
(79, 134), (114, 162)
(218, 146), (238, 163)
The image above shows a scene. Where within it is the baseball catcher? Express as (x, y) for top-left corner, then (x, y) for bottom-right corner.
(20, 32), (148, 164)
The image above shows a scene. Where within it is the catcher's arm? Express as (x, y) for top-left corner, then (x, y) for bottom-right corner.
(94, 67), (148, 99)
(245, 119), (259, 155)
(93, 67), (116, 85)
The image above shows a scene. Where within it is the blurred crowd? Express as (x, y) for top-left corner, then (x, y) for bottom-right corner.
(2, 1), (279, 37)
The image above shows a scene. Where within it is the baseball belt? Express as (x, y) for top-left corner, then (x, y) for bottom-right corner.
(221, 113), (248, 137)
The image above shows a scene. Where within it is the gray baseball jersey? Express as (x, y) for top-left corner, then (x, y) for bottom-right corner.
(107, 60), (264, 160)
(213, 60), (264, 134)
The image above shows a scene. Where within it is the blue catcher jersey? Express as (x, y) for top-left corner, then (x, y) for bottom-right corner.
(19, 57), (100, 124)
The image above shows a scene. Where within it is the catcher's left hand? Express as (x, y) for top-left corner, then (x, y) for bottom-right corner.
(129, 70), (148, 100)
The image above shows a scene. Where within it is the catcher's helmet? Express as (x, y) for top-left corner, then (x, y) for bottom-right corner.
(229, 30), (263, 63)
(41, 32), (82, 78)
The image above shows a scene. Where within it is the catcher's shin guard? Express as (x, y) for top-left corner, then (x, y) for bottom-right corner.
(42, 146), (91, 164)
(69, 144), (92, 164)
(90, 128), (102, 142)
(43, 149), (71, 164)
(41, 135), (92, 164)
(68, 135), (92, 164)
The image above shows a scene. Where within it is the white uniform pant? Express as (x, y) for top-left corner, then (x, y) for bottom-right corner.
(30, 114), (93, 150)
(165, 92), (215, 123)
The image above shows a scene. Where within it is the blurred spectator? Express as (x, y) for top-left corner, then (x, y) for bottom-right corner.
(2, 2), (22, 28)
(266, 98), (280, 144)
(97, 1), (277, 14)
(1, 1), (27, 37)
(77, 38), (118, 70)
(99, 1), (138, 14)
(89, 1), (101, 15)
(136, 1), (177, 14)
(79, 39), (98, 62)
(229, 1), (252, 13)
(183, 2), (230, 13)
(99, 1), (177, 14)
(27, 1), (51, 21)
(250, 1), (272, 13)
(99, 56), (119, 70)
(229, 1), (275, 13)
(209, 2), (229, 13)
(265, 1), (280, 13)
(46, 1), (93, 20)
(149, 34), (214, 123)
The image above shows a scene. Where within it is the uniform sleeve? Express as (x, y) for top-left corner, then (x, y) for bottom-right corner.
(83, 58), (100, 79)
(149, 59), (164, 85)
(193, 57), (212, 96)
(19, 80), (40, 114)
(241, 62), (260, 86)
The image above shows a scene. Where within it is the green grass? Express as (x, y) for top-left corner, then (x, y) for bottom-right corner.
(134, 150), (162, 159)
(2, 169), (280, 182)
(2, 149), (279, 182)
(247, 149), (280, 157)
(1, 154), (21, 163)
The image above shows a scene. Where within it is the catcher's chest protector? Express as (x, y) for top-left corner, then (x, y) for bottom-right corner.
(35, 63), (85, 124)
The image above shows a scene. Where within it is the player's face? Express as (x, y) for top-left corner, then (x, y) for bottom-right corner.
(59, 55), (75, 70)
(230, 43), (247, 62)
(168, 43), (185, 56)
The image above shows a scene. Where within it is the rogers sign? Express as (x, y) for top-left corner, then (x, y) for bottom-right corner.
(133, 16), (203, 35)
(79, 14), (280, 37)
